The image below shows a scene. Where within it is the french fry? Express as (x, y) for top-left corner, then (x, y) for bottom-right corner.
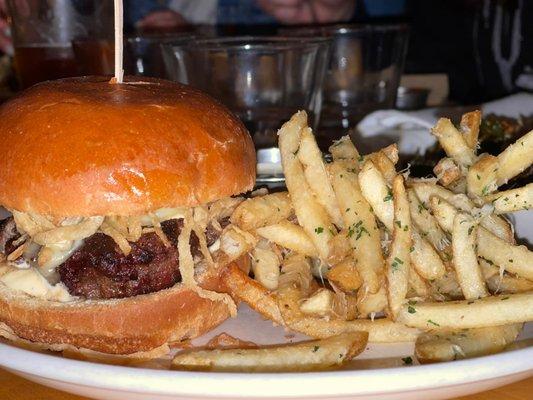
(216, 226), (257, 266)
(367, 150), (397, 184)
(223, 110), (533, 365)
(334, 291), (359, 321)
(447, 176), (468, 194)
(358, 164), (447, 283)
(430, 270), (464, 301)
(408, 266), (430, 298)
(410, 181), (473, 212)
(230, 192), (293, 231)
(480, 259), (533, 294)
(466, 154), (499, 198)
(277, 285), (419, 341)
(477, 227), (533, 281)
(255, 220), (318, 257)
(358, 160), (394, 230)
(356, 285), (388, 317)
(221, 263), (283, 324)
(327, 233), (352, 266)
(326, 257), (362, 293)
(250, 243), (281, 291)
(223, 258), (418, 342)
(430, 196), (456, 233)
(329, 135), (360, 165)
(298, 127), (343, 227)
(329, 161), (384, 294)
(434, 157), (461, 187)
(415, 324), (522, 363)
(386, 176), (411, 319)
(409, 230), (446, 281)
(278, 112), (339, 264)
(487, 183), (533, 213)
(300, 288), (337, 317)
(452, 213), (488, 299)
(408, 189), (449, 253)
(496, 130), (533, 186)
(459, 110), (481, 149)
(430, 195), (514, 244)
(397, 292), (533, 329)
(478, 214), (514, 244)
(380, 143), (399, 165)
(431, 118), (476, 167)
(171, 332), (368, 372)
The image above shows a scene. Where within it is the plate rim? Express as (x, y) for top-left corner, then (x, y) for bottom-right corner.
(0, 340), (532, 397)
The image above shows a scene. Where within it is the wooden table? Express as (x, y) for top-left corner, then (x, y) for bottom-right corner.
(0, 368), (531, 399)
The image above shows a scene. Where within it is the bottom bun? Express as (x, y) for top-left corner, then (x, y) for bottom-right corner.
(0, 258), (248, 355)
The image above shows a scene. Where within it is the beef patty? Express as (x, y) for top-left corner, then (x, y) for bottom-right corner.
(58, 219), (189, 299)
(0, 217), (21, 255)
(0, 217), (225, 300)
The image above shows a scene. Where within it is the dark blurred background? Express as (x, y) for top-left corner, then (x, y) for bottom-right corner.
(0, 0), (531, 106)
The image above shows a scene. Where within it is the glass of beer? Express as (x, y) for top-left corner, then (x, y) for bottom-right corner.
(7, 0), (113, 88)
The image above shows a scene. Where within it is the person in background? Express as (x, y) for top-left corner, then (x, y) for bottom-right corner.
(135, 0), (358, 31)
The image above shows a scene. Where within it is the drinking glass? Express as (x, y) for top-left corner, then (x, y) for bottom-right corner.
(281, 24), (409, 138)
(162, 36), (330, 149)
(7, 0), (113, 88)
(125, 34), (196, 78)
(72, 39), (114, 75)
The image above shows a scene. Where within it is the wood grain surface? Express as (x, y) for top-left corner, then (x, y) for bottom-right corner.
(0, 368), (531, 400)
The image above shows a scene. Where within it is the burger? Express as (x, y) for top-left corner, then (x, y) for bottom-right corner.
(0, 76), (256, 356)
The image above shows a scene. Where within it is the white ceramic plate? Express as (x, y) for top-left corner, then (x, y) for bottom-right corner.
(0, 214), (531, 400)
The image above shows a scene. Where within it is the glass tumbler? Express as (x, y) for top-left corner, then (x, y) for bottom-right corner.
(125, 34), (196, 78)
(7, 0), (113, 88)
(162, 36), (330, 149)
(281, 24), (409, 139)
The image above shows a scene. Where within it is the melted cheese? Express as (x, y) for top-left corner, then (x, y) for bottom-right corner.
(0, 266), (74, 302)
(38, 240), (83, 273)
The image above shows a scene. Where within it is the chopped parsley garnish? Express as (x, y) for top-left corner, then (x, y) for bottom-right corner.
(401, 356), (413, 365)
(383, 189), (393, 202)
(356, 226), (369, 240)
(427, 319), (440, 327)
(407, 305), (416, 314)
(314, 226), (324, 234)
(468, 226), (474, 236)
(391, 257), (404, 271)
(313, 346), (320, 352)
(348, 221), (369, 240)
(395, 220), (402, 228)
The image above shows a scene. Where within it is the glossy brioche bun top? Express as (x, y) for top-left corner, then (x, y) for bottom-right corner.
(0, 76), (255, 218)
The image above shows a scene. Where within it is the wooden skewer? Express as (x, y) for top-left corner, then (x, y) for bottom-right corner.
(113, 0), (124, 83)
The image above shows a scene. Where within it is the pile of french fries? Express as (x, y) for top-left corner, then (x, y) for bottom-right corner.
(173, 110), (533, 371)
